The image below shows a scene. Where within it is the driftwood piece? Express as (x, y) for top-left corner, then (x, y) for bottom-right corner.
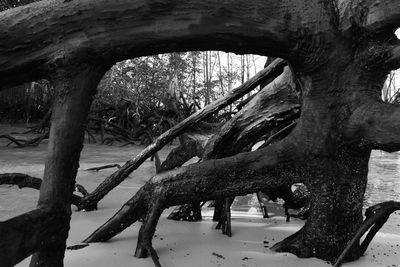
(333, 201), (400, 267)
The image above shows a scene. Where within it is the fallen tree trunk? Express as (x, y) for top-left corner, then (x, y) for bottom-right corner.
(77, 59), (286, 211)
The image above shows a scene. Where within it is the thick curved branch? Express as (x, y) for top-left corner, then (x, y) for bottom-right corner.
(0, 0), (332, 89)
(0, 207), (68, 266)
(346, 101), (400, 152)
(0, 173), (83, 207)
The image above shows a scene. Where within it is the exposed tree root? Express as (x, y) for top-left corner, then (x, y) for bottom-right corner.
(333, 201), (400, 267)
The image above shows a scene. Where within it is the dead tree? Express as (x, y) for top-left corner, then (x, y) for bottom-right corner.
(76, 59), (285, 211)
(83, 66), (301, 250)
(1, 0), (400, 266)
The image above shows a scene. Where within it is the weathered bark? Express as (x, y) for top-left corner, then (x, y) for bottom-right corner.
(28, 64), (106, 267)
(77, 59), (285, 211)
(0, 173), (83, 207)
(272, 149), (370, 262)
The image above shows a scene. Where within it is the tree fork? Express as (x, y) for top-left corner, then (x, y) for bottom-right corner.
(29, 64), (107, 267)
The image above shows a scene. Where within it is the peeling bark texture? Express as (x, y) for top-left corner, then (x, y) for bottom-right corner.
(28, 64), (106, 267)
(77, 59), (285, 211)
(0, 173), (83, 207)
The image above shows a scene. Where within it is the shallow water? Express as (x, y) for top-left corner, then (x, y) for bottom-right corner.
(0, 128), (399, 233)
(231, 150), (400, 233)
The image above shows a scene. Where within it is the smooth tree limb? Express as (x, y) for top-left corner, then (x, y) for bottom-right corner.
(77, 58), (286, 211)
